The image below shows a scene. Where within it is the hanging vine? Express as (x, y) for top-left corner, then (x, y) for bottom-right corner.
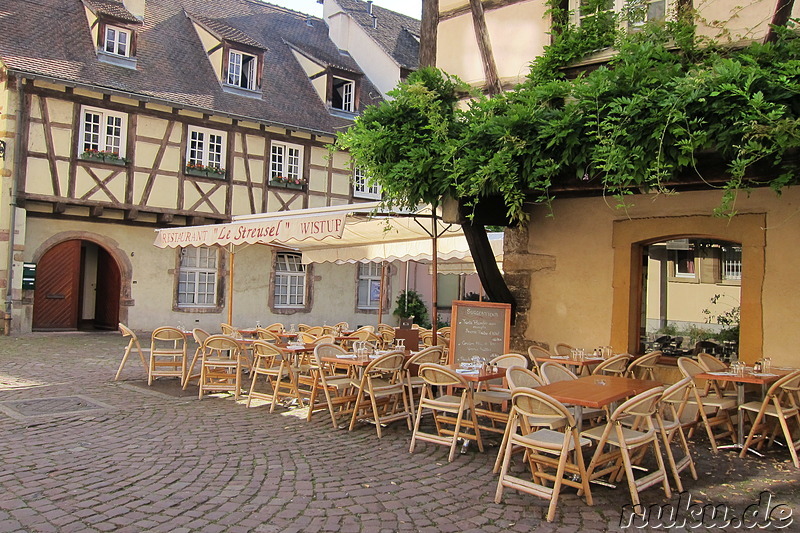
(337, 11), (800, 224)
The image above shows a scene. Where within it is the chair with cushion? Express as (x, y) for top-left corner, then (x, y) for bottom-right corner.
(527, 345), (552, 375)
(655, 377), (699, 492)
(540, 362), (579, 384)
(115, 323), (149, 380)
(304, 326), (324, 337)
(403, 346), (445, 414)
(697, 352), (737, 397)
(255, 328), (281, 342)
(582, 387), (671, 508)
(677, 357), (737, 453)
(198, 334), (244, 400)
(349, 351), (412, 438)
(625, 351), (661, 381)
(739, 369), (800, 467)
(183, 328), (210, 389)
(246, 341), (299, 412)
(495, 387), (593, 522)
(409, 363), (484, 462)
(306, 344), (358, 428)
(552, 343), (574, 357)
(506, 366), (545, 390)
(591, 353), (631, 377)
(148, 326), (188, 385)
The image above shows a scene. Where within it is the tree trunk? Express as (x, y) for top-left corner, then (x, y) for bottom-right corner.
(461, 222), (516, 318)
(764, 0), (795, 44)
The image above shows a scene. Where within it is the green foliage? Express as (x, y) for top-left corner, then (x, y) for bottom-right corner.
(393, 290), (431, 329)
(337, 16), (800, 223)
(702, 293), (741, 342)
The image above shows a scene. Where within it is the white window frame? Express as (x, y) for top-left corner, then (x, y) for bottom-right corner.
(721, 245), (742, 281)
(79, 106), (128, 157)
(357, 263), (383, 310)
(274, 253), (307, 308)
(187, 126), (227, 170)
(353, 167), (381, 199)
(226, 49), (258, 91)
(571, 0), (668, 27)
(332, 76), (355, 112)
(270, 142), (304, 182)
(671, 248), (696, 279)
(103, 25), (131, 57)
(177, 246), (219, 308)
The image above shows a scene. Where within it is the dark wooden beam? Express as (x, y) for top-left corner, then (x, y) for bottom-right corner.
(53, 202), (66, 214)
(468, 0), (502, 96)
(157, 212), (174, 224)
(90, 206), (104, 217)
(125, 208), (139, 221)
(420, 0), (439, 68)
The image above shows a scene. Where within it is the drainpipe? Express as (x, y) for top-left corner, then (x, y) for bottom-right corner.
(4, 77), (23, 335)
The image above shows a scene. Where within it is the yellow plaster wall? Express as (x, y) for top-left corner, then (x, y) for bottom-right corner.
(695, 0), (778, 44)
(46, 98), (74, 124)
(522, 187), (800, 367)
(74, 166), (126, 203)
(310, 146), (330, 167)
(137, 115), (168, 140)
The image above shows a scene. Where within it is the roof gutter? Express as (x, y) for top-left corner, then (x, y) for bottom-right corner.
(6, 68), (346, 139)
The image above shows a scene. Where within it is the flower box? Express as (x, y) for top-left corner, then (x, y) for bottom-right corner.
(270, 178), (306, 190)
(185, 165), (226, 178)
(80, 150), (128, 166)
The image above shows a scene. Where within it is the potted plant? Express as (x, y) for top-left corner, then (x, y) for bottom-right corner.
(270, 175), (307, 190)
(80, 149), (129, 165)
(185, 162), (226, 178)
(393, 290), (431, 329)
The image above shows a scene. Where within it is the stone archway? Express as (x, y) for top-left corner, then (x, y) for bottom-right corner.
(31, 232), (133, 329)
(610, 214), (765, 362)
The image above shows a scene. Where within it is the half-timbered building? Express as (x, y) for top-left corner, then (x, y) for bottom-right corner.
(0, 0), (422, 333)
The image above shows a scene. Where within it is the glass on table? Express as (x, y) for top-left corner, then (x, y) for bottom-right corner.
(763, 357), (772, 373)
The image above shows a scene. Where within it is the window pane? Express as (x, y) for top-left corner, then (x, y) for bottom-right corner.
(189, 130), (204, 165)
(228, 51), (242, 86)
(83, 112), (101, 152)
(104, 115), (123, 155)
(271, 145), (284, 178)
(287, 147), (301, 180)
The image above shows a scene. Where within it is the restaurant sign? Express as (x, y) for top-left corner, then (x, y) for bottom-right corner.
(153, 212), (347, 248)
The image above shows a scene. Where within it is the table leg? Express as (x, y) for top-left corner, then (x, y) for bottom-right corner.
(719, 382), (764, 457)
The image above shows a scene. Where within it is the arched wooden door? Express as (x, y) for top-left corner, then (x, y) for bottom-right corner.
(33, 240), (122, 331)
(32, 240), (81, 330)
(94, 246), (121, 329)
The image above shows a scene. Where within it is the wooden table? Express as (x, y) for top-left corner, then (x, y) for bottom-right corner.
(446, 365), (506, 383)
(696, 367), (794, 455)
(537, 375), (662, 432)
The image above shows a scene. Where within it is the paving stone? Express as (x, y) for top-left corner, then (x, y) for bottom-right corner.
(0, 333), (798, 532)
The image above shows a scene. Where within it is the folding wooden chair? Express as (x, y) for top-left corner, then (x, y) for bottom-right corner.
(183, 327), (210, 389)
(148, 326), (187, 385)
(697, 352), (737, 397)
(625, 351), (661, 381)
(591, 353), (631, 376)
(505, 366), (545, 390)
(552, 343), (574, 357)
(115, 323), (149, 380)
(527, 345), (552, 375)
(409, 363), (484, 462)
(198, 335), (243, 400)
(540, 362), (579, 384)
(474, 353), (528, 436)
(247, 340), (300, 412)
(495, 387), (593, 522)
(306, 344), (358, 428)
(349, 351), (412, 438)
(582, 387), (671, 508)
(403, 346), (445, 415)
(655, 377), (698, 492)
(739, 370), (800, 467)
(677, 357), (737, 452)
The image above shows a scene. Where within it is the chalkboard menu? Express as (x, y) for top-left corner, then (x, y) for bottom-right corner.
(449, 300), (511, 365)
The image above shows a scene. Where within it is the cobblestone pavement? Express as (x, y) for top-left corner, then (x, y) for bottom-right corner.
(0, 332), (797, 532)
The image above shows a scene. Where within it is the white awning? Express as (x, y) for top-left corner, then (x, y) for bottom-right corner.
(153, 201), (383, 248)
(153, 201), (503, 266)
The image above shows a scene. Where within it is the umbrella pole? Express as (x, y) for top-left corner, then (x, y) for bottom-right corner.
(431, 203), (438, 338)
(378, 261), (387, 325)
(227, 245), (235, 325)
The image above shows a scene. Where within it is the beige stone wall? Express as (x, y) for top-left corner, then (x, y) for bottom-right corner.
(515, 187), (800, 367)
(20, 217), (404, 332)
(0, 74), (16, 307)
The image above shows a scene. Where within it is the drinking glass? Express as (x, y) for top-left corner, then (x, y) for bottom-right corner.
(255, 320), (262, 328)
(176, 322), (184, 332)
(763, 357), (772, 373)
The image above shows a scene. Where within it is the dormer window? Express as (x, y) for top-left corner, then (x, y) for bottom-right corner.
(332, 77), (355, 112)
(104, 25), (131, 57)
(227, 50), (258, 91)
